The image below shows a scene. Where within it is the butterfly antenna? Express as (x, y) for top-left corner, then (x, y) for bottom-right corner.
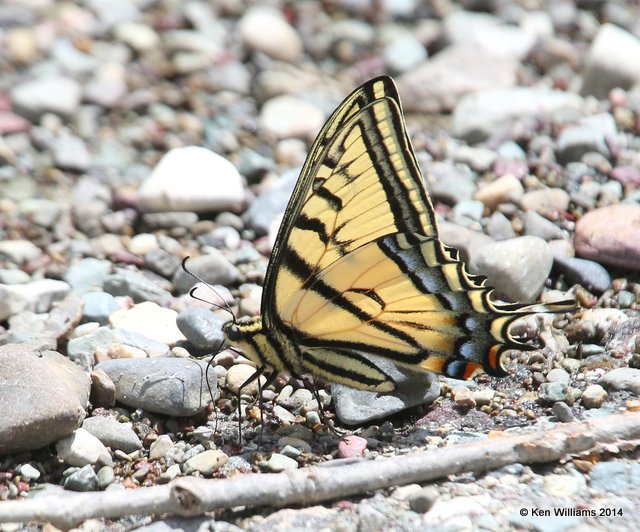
(182, 256), (237, 325)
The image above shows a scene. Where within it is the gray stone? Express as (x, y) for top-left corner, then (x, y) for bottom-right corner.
(63, 464), (100, 492)
(63, 258), (112, 294)
(486, 211), (516, 241)
(52, 136), (91, 172)
(599, 368), (640, 395)
(96, 357), (218, 416)
(112, 328), (171, 358)
(471, 236), (553, 302)
(10, 75), (82, 119)
(556, 113), (617, 164)
(523, 212), (565, 241)
(553, 256), (611, 294)
(333, 357), (440, 425)
(453, 87), (583, 142)
(82, 416), (142, 453)
(590, 461), (631, 493)
(243, 168), (297, 234)
(538, 382), (568, 404)
(0, 345), (89, 455)
(67, 326), (120, 370)
(103, 269), (173, 306)
(582, 24), (640, 98)
(172, 251), (240, 294)
(81, 291), (119, 325)
(398, 44), (518, 113)
(176, 308), (226, 350)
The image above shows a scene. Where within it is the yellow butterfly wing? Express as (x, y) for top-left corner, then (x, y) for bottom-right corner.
(258, 76), (575, 390)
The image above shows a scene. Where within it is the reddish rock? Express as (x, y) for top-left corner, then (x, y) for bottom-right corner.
(575, 204), (640, 270)
(338, 435), (368, 458)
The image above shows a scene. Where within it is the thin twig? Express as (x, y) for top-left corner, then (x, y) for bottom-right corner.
(1, 411), (639, 528)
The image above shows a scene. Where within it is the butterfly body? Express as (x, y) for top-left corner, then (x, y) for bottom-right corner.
(222, 76), (576, 394)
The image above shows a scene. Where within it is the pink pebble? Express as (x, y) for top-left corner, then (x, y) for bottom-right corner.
(338, 435), (368, 458)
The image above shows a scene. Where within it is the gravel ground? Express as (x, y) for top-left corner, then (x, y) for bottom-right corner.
(1, 0), (640, 530)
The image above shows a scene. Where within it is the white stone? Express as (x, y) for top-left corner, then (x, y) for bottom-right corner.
(56, 428), (113, 467)
(109, 302), (186, 345)
(0, 279), (70, 321)
(259, 95), (325, 141)
(238, 7), (302, 62)
(149, 434), (175, 460)
(582, 23), (640, 98)
(127, 233), (159, 255)
(137, 146), (245, 213)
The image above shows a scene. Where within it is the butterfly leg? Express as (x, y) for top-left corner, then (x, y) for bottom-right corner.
(236, 364), (267, 446)
(256, 370), (278, 445)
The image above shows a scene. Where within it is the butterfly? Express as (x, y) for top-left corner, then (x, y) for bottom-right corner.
(222, 75), (576, 394)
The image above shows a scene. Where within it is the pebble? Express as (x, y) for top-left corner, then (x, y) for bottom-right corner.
(0, 239), (42, 263)
(97, 466), (115, 489)
(598, 368), (640, 395)
(56, 428), (113, 467)
(176, 308), (226, 351)
(546, 368), (570, 385)
(81, 416), (142, 453)
(149, 435), (174, 460)
(543, 473), (586, 497)
(238, 7), (303, 62)
(90, 368), (116, 408)
(471, 236), (553, 302)
(81, 291), (119, 325)
(444, 10), (535, 60)
(172, 252), (240, 293)
(581, 384), (608, 408)
(18, 464), (41, 481)
(259, 95), (325, 140)
(338, 436), (368, 458)
(520, 188), (571, 214)
(266, 453), (298, 472)
(590, 461), (631, 493)
(137, 147), (245, 213)
(224, 363), (265, 396)
(523, 211), (565, 240)
(574, 204), (640, 270)
(556, 113), (617, 163)
(408, 486), (439, 513)
(582, 23), (640, 98)
(552, 256), (611, 294)
(52, 136), (91, 172)
(0, 345), (90, 455)
(552, 401), (577, 422)
(333, 359), (440, 425)
(96, 357), (216, 416)
(10, 75), (82, 119)
(474, 174), (524, 210)
(538, 382), (569, 404)
(0, 279), (70, 321)
(114, 21), (160, 52)
(63, 464), (100, 492)
(399, 45), (517, 113)
(453, 385), (476, 408)
(453, 87), (583, 142)
(184, 450), (228, 476)
(383, 32), (427, 74)
(109, 302), (185, 346)
(243, 168), (297, 234)
(63, 258), (112, 294)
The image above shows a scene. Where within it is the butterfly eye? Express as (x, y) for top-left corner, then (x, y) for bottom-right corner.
(224, 323), (241, 342)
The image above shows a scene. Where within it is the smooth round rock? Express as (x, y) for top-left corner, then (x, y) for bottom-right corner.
(575, 204), (640, 271)
(137, 146), (245, 214)
(96, 357), (217, 416)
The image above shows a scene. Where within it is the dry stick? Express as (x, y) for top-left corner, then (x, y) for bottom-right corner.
(1, 411), (639, 529)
